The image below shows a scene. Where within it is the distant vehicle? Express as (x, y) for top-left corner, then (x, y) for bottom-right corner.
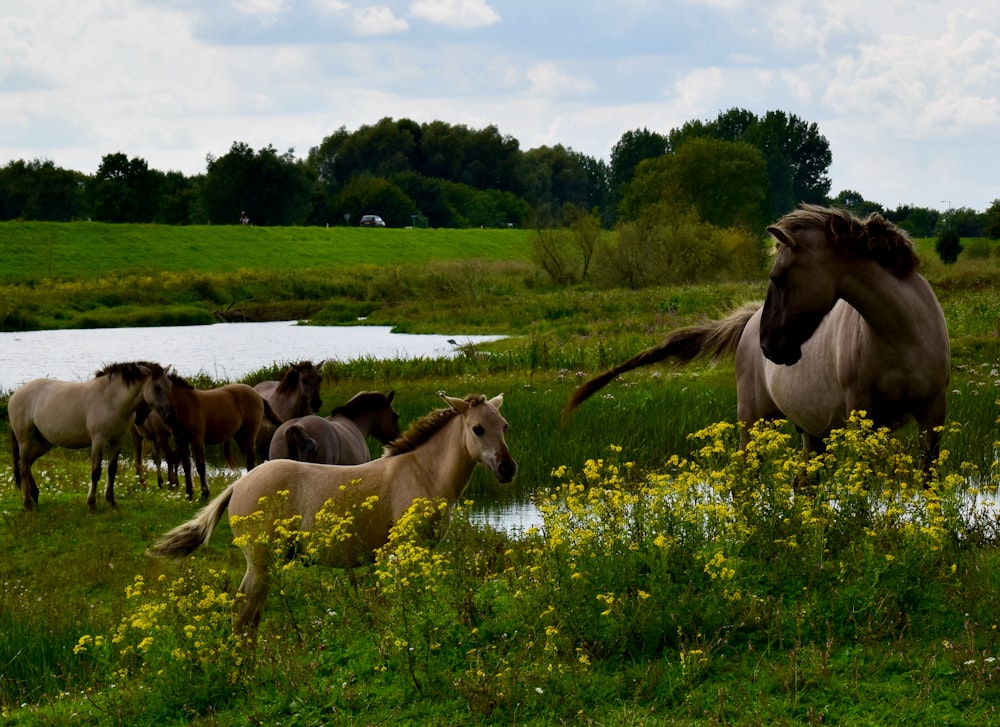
(359, 215), (386, 227)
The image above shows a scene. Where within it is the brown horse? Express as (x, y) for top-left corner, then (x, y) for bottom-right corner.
(565, 205), (950, 468)
(164, 374), (283, 501)
(252, 361), (322, 459)
(151, 392), (516, 631)
(268, 390), (400, 465)
(9, 361), (174, 512)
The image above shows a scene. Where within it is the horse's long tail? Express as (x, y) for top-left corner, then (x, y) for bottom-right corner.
(149, 482), (236, 558)
(563, 302), (761, 423)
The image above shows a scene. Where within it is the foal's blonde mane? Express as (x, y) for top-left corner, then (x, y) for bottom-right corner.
(772, 204), (920, 276)
(382, 394), (487, 457)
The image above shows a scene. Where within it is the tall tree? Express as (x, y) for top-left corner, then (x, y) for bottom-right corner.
(609, 128), (667, 189)
(619, 138), (768, 231)
(667, 109), (832, 220)
(0, 159), (84, 221)
(201, 142), (314, 225)
(85, 153), (159, 222)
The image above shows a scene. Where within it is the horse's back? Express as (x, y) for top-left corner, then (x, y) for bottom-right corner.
(9, 378), (93, 447)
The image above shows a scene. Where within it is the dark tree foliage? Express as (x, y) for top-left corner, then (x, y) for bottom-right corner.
(86, 153), (160, 223)
(201, 142), (314, 226)
(667, 108), (832, 220)
(985, 199), (1000, 240)
(0, 159), (84, 221)
(830, 190), (885, 219)
(609, 128), (667, 189)
(885, 205), (939, 238)
(937, 207), (986, 238)
(935, 228), (962, 264)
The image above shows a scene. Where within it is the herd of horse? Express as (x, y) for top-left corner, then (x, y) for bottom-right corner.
(6, 205), (951, 630)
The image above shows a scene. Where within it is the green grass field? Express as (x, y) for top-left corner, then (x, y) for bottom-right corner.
(1, 221), (999, 724)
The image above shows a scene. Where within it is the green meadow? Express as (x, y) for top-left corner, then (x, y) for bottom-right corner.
(1, 221), (999, 724)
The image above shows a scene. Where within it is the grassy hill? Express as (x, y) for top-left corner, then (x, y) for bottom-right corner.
(0, 221), (533, 281)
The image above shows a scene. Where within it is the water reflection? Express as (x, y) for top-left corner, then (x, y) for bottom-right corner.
(0, 321), (504, 391)
(468, 498), (544, 535)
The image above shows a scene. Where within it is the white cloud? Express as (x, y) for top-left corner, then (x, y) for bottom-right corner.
(229, 0), (289, 26)
(525, 63), (593, 96)
(409, 0), (501, 29)
(355, 6), (410, 35)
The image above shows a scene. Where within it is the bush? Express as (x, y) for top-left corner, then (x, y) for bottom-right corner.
(935, 228), (963, 264)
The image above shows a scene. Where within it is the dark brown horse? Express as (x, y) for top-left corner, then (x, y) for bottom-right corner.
(268, 390), (400, 465)
(253, 361), (323, 459)
(164, 374), (283, 500)
(565, 205), (950, 468)
(9, 361), (174, 511)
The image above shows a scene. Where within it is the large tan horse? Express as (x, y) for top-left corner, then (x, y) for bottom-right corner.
(164, 375), (283, 501)
(9, 361), (174, 512)
(565, 205), (950, 468)
(268, 390), (400, 465)
(152, 393), (516, 631)
(252, 361), (323, 459)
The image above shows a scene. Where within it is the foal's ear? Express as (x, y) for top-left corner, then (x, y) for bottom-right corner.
(439, 392), (469, 413)
(386, 390), (395, 403)
(488, 394), (504, 410)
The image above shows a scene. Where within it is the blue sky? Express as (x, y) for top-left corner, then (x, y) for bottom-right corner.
(2, 0), (998, 212)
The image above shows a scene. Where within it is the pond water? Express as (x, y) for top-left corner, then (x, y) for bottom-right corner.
(0, 320), (504, 391)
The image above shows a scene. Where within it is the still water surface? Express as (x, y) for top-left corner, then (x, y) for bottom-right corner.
(0, 320), (504, 391)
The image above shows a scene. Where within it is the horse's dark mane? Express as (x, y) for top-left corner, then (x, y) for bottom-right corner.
(382, 394), (487, 457)
(94, 361), (163, 384)
(331, 391), (389, 420)
(277, 361), (317, 394)
(773, 204), (920, 276)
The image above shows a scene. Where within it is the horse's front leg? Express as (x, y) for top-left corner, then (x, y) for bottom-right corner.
(87, 443), (104, 513)
(104, 439), (126, 509)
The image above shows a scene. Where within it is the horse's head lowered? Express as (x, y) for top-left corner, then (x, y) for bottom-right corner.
(441, 392), (517, 483)
(759, 204), (918, 366)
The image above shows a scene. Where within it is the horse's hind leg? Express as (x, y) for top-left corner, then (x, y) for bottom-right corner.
(235, 564), (271, 633)
(105, 446), (123, 509)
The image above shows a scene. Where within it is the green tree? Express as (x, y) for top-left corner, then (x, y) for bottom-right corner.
(619, 138), (768, 231)
(831, 190), (885, 218)
(85, 153), (159, 222)
(609, 128), (666, 190)
(667, 108), (832, 220)
(201, 142), (314, 225)
(935, 228), (962, 264)
(333, 175), (417, 227)
(984, 199), (1000, 240)
(0, 159), (84, 221)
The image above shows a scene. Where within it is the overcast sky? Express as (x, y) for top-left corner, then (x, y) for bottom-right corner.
(2, 1), (998, 212)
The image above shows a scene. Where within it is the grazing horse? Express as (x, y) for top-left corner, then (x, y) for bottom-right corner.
(565, 205), (950, 468)
(253, 361), (323, 459)
(268, 390), (400, 465)
(132, 409), (179, 489)
(9, 361), (174, 512)
(151, 393), (516, 631)
(164, 375), (283, 501)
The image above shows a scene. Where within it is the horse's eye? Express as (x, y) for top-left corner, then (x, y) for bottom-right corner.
(472, 424), (485, 436)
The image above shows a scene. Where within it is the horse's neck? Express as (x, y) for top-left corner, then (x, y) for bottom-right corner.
(837, 265), (941, 350)
(100, 375), (144, 413)
(403, 417), (477, 504)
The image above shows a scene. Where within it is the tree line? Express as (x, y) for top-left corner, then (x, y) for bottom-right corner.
(2, 109), (998, 239)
